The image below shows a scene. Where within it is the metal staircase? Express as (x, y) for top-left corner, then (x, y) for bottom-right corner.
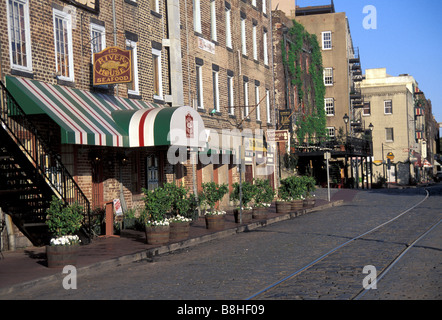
(0, 80), (91, 246)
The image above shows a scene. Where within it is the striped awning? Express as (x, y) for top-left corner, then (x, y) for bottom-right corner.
(5, 76), (206, 148)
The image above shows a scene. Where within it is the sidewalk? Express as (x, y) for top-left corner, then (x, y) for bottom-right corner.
(0, 190), (354, 296)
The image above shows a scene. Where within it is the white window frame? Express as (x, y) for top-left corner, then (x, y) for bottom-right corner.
(225, 6), (232, 49)
(266, 89), (271, 124)
(252, 0), (256, 7)
(363, 102), (371, 116)
(228, 75), (234, 115)
(385, 128), (394, 142)
(241, 16), (247, 56)
(126, 39), (140, 96)
(243, 80), (249, 118)
(263, 30), (268, 66)
(327, 127), (335, 138)
(262, 0), (267, 14)
(7, 0), (32, 72)
(90, 23), (106, 61)
(196, 65), (204, 109)
(212, 70), (220, 112)
(210, 0), (217, 42)
(193, 0), (201, 34)
(151, 0), (159, 13)
(384, 100), (393, 114)
(322, 31), (332, 50)
(53, 8), (74, 82)
(324, 68), (333, 86)
(252, 24), (258, 61)
(255, 84), (260, 121)
(325, 98), (335, 116)
(152, 47), (163, 100)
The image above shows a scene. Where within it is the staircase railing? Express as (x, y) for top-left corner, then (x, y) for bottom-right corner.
(0, 80), (91, 237)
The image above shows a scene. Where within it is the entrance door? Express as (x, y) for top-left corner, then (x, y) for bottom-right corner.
(92, 161), (103, 209)
(146, 155), (159, 190)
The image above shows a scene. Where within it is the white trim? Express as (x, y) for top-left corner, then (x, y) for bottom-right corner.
(210, 0), (217, 42)
(322, 31), (332, 50)
(7, 0), (33, 73)
(152, 47), (163, 100)
(225, 6), (232, 49)
(90, 23), (106, 62)
(193, 0), (201, 33)
(53, 8), (74, 82)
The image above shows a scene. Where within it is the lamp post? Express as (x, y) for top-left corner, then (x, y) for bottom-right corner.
(343, 113), (350, 187)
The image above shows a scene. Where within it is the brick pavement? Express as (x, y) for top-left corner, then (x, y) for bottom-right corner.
(0, 190), (348, 296)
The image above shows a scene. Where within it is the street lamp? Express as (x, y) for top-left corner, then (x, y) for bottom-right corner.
(343, 113), (349, 137)
(369, 123), (374, 132)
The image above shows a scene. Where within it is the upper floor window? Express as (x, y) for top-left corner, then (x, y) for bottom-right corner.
(385, 128), (394, 142)
(266, 89), (271, 123)
(325, 98), (335, 116)
(263, 29), (269, 66)
(150, 0), (159, 13)
(126, 39), (139, 96)
(90, 23), (106, 58)
(152, 48), (163, 100)
(7, 0), (32, 72)
(252, 23), (258, 61)
(255, 83), (260, 121)
(227, 73), (234, 115)
(384, 100), (393, 114)
(363, 102), (371, 116)
(53, 8), (74, 81)
(322, 31), (332, 50)
(263, 0), (267, 14)
(196, 64), (204, 109)
(193, 0), (201, 33)
(210, 0), (217, 42)
(225, 5), (232, 49)
(324, 68), (333, 86)
(212, 67), (220, 112)
(241, 13), (247, 56)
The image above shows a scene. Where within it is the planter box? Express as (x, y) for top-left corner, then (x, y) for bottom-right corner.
(205, 214), (225, 230)
(234, 209), (253, 223)
(276, 201), (291, 214)
(46, 244), (79, 268)
(252, 207), (268, 220)
(169, 221), (190, 241)
(145, 225), (170, 245)
(303, 199), (316, 208)
(291, 200), (304, 212)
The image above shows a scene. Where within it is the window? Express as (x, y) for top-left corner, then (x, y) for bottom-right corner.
(126, 39), (139, 96)
(196, 64), (204, 109)
(252, 23), (257, 60)
(325, 98), (334, 116)
(262, 0), (267, 14)
(241, 14), (247, 56)
(263, 29), (268, 66)
(243, 78), (249, 118)
(384, 100), (392, 114)
(363, 102), (371, 116)
(212, 69), (220, 112)
(53, 8), (74, 81)
(266, 89), (271, 123)
(324, 68), (333, 86)
(152, 48), (162, 99)
(90, 23), (106, 58)
(322, 31), (332, 50)
(255, 84), (260, 121)
(327, 127), (335, 138)
(193, 0), (201, 33)
(210, 0), (217, 41)
(225, 5), (232, 49)
(252, 0), (256, 7)
(227, 74), (234, 115)
(150, 0), (159, 13)
(386, 128), (394, 142)
(7, 0), (32, 72)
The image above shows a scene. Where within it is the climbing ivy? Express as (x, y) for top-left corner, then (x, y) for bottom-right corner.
(282, 20), (326, 144)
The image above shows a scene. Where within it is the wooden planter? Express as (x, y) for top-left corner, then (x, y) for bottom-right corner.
(234, 209), (253, 223)
(169, 221), (190, 241)
(252, 207), (268, 220)
(46, 244), (79, 268)
(276, 201), (291, 214)
(145, 225), (170, 245)
(291, 199), (304, 212)
(303, 199), (316, 208)
(205, 214), (225, 230)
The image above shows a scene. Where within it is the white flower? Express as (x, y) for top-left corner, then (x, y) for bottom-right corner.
(147, 219), (170, 226)
(205, 210), (226, 216)
(50, 235), (80, 246)
(171, 215), (192, 223)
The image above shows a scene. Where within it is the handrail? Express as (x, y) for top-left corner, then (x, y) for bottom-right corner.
(0, 81), (90, 236)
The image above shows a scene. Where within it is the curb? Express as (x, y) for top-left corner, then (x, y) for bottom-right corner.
(0, 200), (344, 296)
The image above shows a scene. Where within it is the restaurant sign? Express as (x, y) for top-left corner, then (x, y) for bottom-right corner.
(93, 47), (132, 86)
(61, 0), (99, 13)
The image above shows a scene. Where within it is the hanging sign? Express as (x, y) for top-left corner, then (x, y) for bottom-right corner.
(93, 47), (132, 86)
(61, 0), (99, 13)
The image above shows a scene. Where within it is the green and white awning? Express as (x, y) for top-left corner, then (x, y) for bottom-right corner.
(6, 76), (206, 148)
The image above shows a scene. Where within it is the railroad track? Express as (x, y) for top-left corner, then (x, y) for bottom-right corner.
(246, 187), (441, 300)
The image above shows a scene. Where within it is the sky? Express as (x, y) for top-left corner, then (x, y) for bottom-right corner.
(296, 0), (442, 135)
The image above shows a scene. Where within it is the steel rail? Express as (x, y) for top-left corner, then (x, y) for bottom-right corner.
(245, 189), (430, 300)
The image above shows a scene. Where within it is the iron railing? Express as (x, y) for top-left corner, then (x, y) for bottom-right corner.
(0, 80), (91, 236)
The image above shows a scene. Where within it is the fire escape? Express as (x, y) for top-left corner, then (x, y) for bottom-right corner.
(0, 81), (91, 246)
(349, 47), (365, 135)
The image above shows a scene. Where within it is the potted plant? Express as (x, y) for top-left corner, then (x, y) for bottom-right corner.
(278, 176), (306, 214)
(45, 196), (83, 268)
(142, 186), (172, 245)
(252, 179), (275, 219)
(302, 176), (317, 208)
(276, 183), (292, 214)
(230, 181), (255, 223)
(199, 182), (228, 230)
(165, 183), (194, 241)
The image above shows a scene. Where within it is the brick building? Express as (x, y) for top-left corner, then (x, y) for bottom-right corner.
(0, 0), (277, 247)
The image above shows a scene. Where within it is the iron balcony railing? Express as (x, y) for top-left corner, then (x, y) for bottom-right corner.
(0, 80), (91, 236)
